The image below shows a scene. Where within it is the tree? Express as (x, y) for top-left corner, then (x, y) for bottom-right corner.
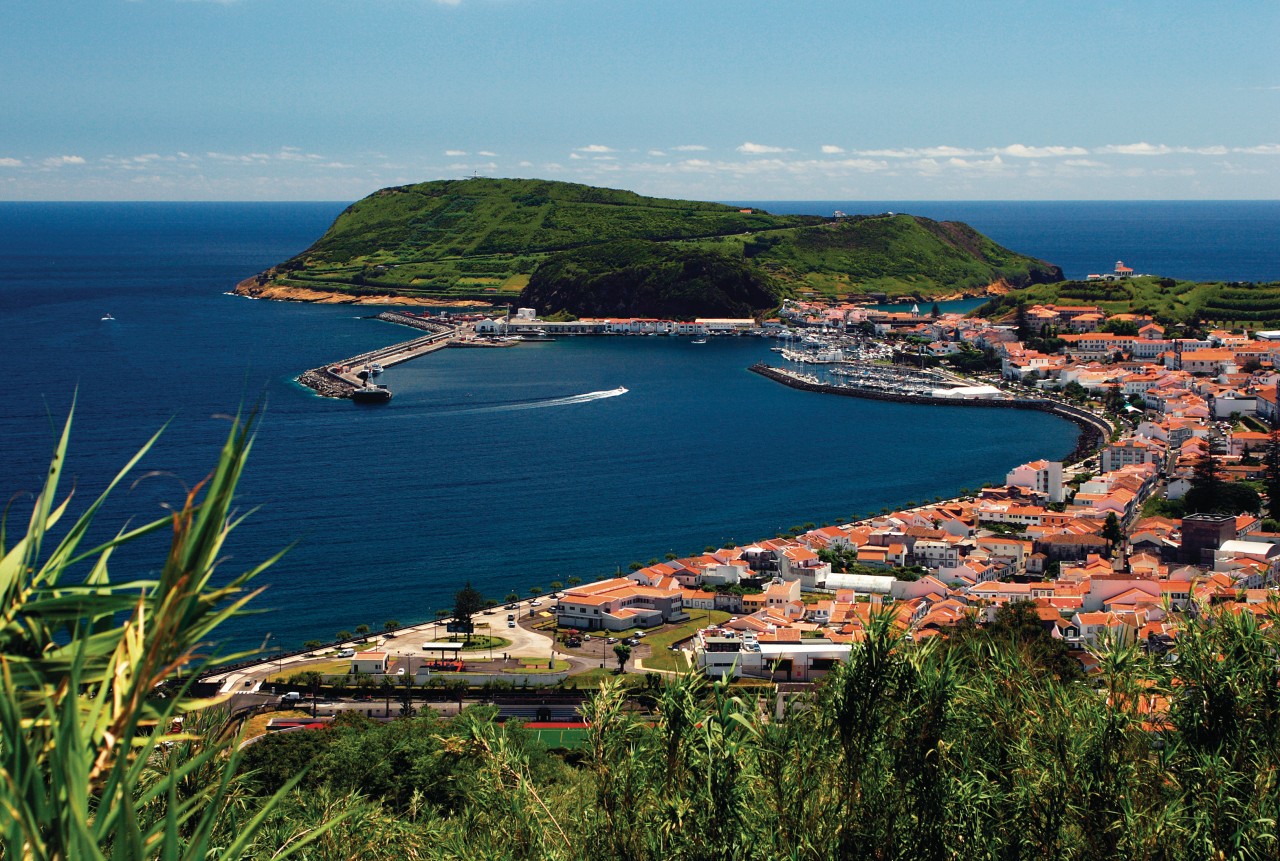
(549, 580), (564, 592)
(383, 619), (400, 632)
(613, 643), (632, 674)
(1102, 386), (1126, 415)
(1265, 416), (1280, 515)
(336, 630), (352, 642)
(354, 624), (370, 638)
(930, 300), (942, 318)
(505, 591), (520, 603)
(567, 576), (582, 587)
(397, 674), (416, 718)
(379, 676), (395, 716)
(1101, 512), (1124, 553)
(452, 580), (486, 643)
(1014, 302), (1031, 341)
(529, 585), (543, 599)
(1186, 447), (1225, 514)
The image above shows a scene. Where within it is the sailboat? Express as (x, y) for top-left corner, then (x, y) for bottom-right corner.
(101, 313), (115, 321)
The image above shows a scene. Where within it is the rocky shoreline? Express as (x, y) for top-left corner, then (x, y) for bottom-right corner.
(233, 274), (493, 308)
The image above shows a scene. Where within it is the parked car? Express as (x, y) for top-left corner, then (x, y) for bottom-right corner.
(606, 637), (618, 644)
(508, 621), (516, 628)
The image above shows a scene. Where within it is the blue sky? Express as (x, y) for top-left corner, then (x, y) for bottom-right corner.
(4, 0), (1280, 201)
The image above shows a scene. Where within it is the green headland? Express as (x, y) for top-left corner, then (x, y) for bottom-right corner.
(236, 177), (1064, 317)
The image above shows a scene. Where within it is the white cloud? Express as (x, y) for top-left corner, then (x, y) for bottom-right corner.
(857, 146), (982, 159)
(737, 142), (790, 154)
(671, 144), (708, 152)
(477, 150), (496, 157)
(569, 152), (584, 160)
(1063, 159), (1107, 168)
(1234, 144), (1280, 155)
(1096, 142), (1173, 156)
(575, 144), (615, 153)
(947, 155), (1005, 171)
(518, 160), (533, 167)
(42, 155), (86, 167)
(648, 149), (667, 157)
(0, 157), (24, 168)
(996, 144), (1089, 158)
(820, 145), (845, 154)
(444, 149), (468, 156)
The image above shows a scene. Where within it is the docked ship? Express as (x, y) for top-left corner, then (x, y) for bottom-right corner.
(351, 383), (393, 404)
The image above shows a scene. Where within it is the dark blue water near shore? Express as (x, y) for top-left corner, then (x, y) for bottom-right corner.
(1, 200), (1273, 650)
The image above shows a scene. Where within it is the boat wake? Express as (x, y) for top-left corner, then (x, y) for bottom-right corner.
(443, 386), (629, 415)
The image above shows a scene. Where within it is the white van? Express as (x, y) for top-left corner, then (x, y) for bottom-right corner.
(337, 648), (355, 658)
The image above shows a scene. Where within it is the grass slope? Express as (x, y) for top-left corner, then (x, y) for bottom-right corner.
(250, 177), (1061, 311)
(976, 276), (1280, 328)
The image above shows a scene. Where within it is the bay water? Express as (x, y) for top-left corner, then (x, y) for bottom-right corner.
(1, 200), (1274, 650)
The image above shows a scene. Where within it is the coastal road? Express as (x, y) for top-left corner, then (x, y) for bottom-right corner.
(205, 594), (559, 693)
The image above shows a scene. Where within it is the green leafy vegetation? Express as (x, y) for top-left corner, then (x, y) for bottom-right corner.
(976, 275), (1280, 329)
(248, 178), (1062, 311)
(243, 605), (1280, 859)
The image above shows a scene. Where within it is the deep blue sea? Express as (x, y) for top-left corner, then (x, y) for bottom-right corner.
(1, 200), (1275, 651)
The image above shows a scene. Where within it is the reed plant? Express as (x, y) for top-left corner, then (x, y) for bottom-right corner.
(0, 408), (338, 860)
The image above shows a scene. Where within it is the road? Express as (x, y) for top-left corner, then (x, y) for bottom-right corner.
(205, 594), (559, 694)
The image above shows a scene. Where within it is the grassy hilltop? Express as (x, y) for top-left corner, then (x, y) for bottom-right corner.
(240, 177), (1063, 316)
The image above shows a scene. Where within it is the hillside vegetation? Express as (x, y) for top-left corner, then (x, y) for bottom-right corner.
(975, 276), (1280, 329)
(241, 178), (1062, 316)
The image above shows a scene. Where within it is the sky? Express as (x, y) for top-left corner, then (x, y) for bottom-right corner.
(4, 0), (1280, 201)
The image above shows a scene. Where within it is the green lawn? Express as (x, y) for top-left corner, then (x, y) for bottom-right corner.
(529, 727), (588, 749)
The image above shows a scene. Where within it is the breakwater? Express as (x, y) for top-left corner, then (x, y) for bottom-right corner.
(297, 314), (459, 398)
(749, 363), (1110, 463)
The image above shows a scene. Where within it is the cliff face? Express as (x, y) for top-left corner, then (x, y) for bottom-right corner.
(521, 242), (779, 319)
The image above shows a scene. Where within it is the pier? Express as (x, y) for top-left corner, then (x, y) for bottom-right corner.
(749, 363), (1112, 463)
(297, 313), (460, 398)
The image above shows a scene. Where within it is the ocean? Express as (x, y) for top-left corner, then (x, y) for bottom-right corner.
(1, 200), (1275, 651)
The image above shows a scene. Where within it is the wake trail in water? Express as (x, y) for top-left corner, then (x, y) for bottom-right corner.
(440, 386), (629, 415)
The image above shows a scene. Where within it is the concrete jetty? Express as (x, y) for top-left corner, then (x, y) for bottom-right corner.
(749, 363), (1111, 463)
(298, 315), (460, 398)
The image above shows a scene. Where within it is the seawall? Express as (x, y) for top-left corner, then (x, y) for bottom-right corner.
(748, 363), (1109, 463)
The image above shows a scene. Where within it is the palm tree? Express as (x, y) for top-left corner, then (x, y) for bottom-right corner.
(613, 642), (632, 674)
(567, 576), (582, 587)
(505, 591), (520, 603)
(383, 619), (400, 632)
(354, 623), (370, 639)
